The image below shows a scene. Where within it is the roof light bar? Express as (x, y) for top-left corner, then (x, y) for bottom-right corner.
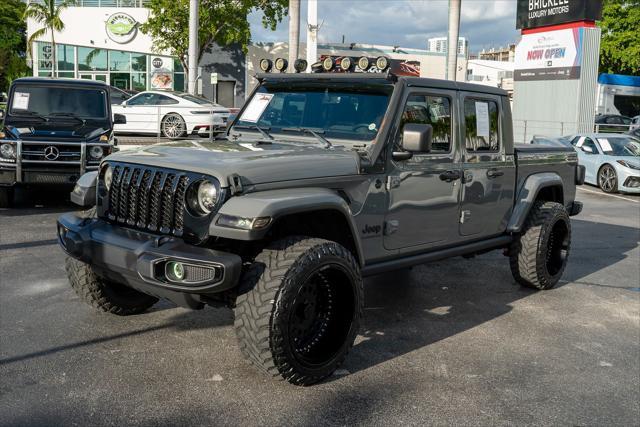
(339, 56), (353, 71)
(274, 57), (288, 72)
(259, 58), (273, 72)
(293, 59), (308, 73)
(357, 56), (370, 71)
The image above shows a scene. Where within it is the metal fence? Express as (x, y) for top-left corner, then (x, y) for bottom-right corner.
(513, 119), (632, 144)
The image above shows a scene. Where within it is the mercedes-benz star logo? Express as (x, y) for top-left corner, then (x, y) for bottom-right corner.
(44, 146), (60, 161)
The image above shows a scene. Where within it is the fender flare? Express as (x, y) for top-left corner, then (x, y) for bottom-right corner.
(209, 187), (364, 265)
(507, 172), (564, 233)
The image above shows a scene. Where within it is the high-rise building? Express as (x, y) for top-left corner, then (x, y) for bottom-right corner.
(427, 37), (468, 56)
(478, 44), (516, 62)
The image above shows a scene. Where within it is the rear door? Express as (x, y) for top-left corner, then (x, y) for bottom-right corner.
(383, 89), (463, 251)
(458, 94), (515, 237)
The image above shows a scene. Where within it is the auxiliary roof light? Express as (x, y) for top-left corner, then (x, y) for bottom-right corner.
(322, 56), (334, 71)
(274, 57), (288, 72)
(339, 56), (353, 71)
(375, 56), (390, 71)
(357, 56), (370, 71)
(259, 58), (273, 72)
(293, 59), (308, 73)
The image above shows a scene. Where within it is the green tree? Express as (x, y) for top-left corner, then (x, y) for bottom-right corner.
(140, 0), (288, 81)
(599, 0), (640, 75)
(0, 0), (29, 91)
(23, 0), (76, 76)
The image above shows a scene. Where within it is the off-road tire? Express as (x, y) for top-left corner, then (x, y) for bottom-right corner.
(0, 187), (14, 208)
(65, 257), (158, 315)
(234, 236), (363, 386)
(509, 201), (571, 290)
(161, 113), (187, 139)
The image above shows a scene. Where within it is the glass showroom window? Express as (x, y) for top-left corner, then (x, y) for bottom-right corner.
(78, 47), (107, 72)
(131, 72), (147, 91)
(174, 58), (185, 91)
(109, 50), (130, 72)
(36, 42), (73, 78)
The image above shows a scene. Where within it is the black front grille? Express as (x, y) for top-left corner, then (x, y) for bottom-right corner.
(104, 165), (190, 236)
(21, 143), (81, 162)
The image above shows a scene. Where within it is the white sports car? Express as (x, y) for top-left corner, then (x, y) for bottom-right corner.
(570, 133), (640, 194)
(112, 91), (230, 139)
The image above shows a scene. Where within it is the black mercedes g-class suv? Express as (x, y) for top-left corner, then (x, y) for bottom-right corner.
(0, 77), (125, 207)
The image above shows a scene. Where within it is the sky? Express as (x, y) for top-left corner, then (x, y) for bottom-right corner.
(248, 0), (522, 54)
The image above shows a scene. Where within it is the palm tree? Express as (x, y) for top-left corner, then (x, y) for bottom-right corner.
(24, 0), (76, 76)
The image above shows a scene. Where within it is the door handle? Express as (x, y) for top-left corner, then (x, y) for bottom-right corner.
(487, 169), (504, 178)
(439, 170), (461, 182)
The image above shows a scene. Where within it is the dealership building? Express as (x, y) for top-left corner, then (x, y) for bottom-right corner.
(26, 0), (467, 108)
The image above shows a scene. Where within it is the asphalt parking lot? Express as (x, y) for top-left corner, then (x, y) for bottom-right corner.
(1, 186), (638, 426)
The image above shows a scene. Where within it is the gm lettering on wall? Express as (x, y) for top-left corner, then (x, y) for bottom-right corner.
(514, 27), (584, 81)
(105, 13), (138, 44)
(516, 0), (602, 29)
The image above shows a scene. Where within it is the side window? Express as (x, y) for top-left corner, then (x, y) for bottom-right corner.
(157, 95), (179, 105)
(464, 98), (499, 152)
(397, 94), (452, 153)
(606, 116), (621, 124)
(127, 93), (154, 106)
(582, 137), (598, 153)
(570, 136), (582, 146)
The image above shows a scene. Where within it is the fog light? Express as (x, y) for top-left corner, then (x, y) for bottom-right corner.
(376, 56), (390, 71)
(322, 57), (334, 71)
(166, 261), (185, 282)
(259, 58), (272, 72)
(274, 57), (288, 72)
(357, 56), (370, 71)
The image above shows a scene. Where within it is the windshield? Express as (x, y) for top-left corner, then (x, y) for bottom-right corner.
(597, 137), (640, 157)
(9, 84), (107, 119)
(235, 84), (392, 142)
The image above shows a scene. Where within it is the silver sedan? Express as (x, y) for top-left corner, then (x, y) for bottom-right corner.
(569, 133), (640, 194)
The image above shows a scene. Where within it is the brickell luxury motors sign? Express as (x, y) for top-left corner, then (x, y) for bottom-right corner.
(514, 27), (583, 81)
(516, 0), (603, 30)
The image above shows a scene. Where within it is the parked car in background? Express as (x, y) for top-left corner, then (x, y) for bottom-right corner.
(630, 115), (640, 131)
(570, 133), (640, 194)
(0, 77), (124, 207)
(108, 86), (134, 105)
(628, 128), (640, 139)
(594, 114), (632, 133)
(112, 91), (230, 138)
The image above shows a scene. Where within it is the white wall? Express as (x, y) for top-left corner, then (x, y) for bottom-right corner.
(466, 59), (514, 87)
(26, 6), (167, 55)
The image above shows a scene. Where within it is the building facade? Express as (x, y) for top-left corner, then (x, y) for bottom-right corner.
(25, 0), (246, 107)
(427, 37), (468, 56)
(477, 44), (516, 62)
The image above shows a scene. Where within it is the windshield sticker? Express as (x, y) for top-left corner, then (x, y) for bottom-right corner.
(475, 101), (490, 138)
(12, 92), (30, 110)
(240, 93), (273, 123)
(368, 123), (377, 131)
(598, 138), (613, 152)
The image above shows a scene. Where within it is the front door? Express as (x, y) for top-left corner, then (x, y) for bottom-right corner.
(384, 90), (463, 251)
(458, 94), (515, 237)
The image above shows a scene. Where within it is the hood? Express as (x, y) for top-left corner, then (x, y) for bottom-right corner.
(6, 122), (109, 141)
(106, 139), (361, 186)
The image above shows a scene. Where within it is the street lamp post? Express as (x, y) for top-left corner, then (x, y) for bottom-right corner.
(446, 0), (461, 81)
(188, 0), (199, 94)
(288, 0), (300, 69)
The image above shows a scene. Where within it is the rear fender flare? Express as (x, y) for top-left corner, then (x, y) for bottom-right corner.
(507, 173), (564, 233)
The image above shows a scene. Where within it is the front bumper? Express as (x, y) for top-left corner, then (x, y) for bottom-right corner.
(617, 167), (640, 194)
(57, 213), (242, 308)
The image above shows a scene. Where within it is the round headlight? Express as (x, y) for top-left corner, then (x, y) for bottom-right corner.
(103, 165), (113, 190)
(274, 57), (288, 72)
(0, 143), (16, 159)
(322, 57), (334, 71)
(90, 146), (104, 160)
(339, 57), (352, 71)
(376, 56), (390, 71)
(358, 56), (370, 71)
(187, 180), (219, 216)
(259, 58), (273, 72)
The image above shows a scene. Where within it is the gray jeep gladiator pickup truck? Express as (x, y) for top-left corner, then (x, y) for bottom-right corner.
(57, 71), (584, 385)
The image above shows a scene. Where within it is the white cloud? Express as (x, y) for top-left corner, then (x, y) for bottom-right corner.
(249, 0), (521, 52)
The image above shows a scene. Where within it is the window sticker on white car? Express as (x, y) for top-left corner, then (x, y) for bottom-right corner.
(240, 93), (273, 123)
(475, 101), (490, 138)
(598, 138), (613, 152)
(12, 92), (30, 110)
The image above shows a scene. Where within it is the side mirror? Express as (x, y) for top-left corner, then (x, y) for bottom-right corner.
(0, 109), (5, 120)
(120, 101), (127, 107)
(581, 145), (593, 154)
(402, 123), (433, 153)
(113, 113), (127, 124)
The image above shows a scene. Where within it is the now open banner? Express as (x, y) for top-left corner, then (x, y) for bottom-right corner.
(514, 27), (583, 81)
